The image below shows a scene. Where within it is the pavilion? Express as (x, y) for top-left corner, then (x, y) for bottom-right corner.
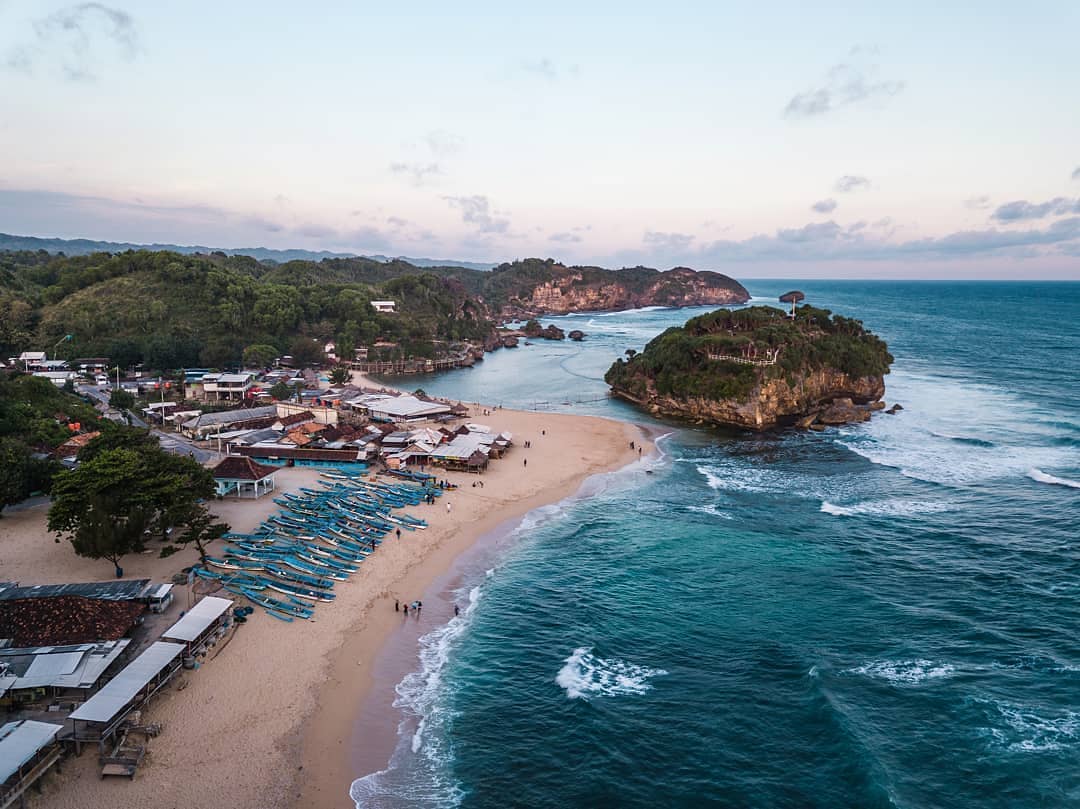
(210, 456), (278, 499)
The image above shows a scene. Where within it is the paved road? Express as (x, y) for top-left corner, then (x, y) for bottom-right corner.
(76, 384), (219, 465)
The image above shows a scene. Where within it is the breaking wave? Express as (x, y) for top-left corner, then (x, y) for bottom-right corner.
(820, 500), (953, 518)
(556, 647), (668, 700)
(1027, 468), (1080, 489)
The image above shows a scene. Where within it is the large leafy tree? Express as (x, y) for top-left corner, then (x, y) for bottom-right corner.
(328, 366), (350, 385)
(0, 438), (55, 516)
(242, 343), (278, 369)
(49, 428), (217, 571)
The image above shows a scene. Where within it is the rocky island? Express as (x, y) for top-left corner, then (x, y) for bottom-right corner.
(605, 301), (893, 431)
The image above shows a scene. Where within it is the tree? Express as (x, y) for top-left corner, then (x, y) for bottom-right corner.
(328, 366), (350, 385)
(0, 438), (55, 516)
(288, 336), (323, 368)
(109, 388), (135, 410)
(175, 504), (229, 561)
(269, 381), (291, 400)
(242, 343), (278, 369)
(50, 432), (215, 570)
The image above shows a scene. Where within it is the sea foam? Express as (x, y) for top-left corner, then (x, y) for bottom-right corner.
(1027, 468), (1080, 489)
(847, 659), (956, 685)
(820, 500), (953, 518)
(556, 647), (667, 700)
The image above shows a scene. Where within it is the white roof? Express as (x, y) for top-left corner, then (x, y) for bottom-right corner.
(217, 373), (254, 383)
(464, 423), (492, 433)
(149, 583), (173, 599)
(431, 434), (492, 461)
(162, 596), (232, 643)
(18, 352), (46, 361)
(69, 642), (184, 724)
(371, 300), (396, 306)
(364, 395), (451, 419)
(0, 720), (62, 783)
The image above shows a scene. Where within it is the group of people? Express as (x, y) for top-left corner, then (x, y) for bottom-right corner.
(396, 598), (423, 615)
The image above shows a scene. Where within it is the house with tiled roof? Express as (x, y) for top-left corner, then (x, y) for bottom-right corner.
(210, 455), (278, 498)
(0, 596), (144, 647)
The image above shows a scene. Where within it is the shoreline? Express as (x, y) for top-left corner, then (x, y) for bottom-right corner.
(293, 408), (654, 808)
(1, 373), (656, 809)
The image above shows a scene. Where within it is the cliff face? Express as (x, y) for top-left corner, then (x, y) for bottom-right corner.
(604, 304), (893, 432)
(490, 262), (750, 318)
(611, 368), (885, 431)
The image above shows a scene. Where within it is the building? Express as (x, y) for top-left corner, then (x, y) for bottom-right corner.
(371, 300), (396, 313)
(346, 393), (452, 423)
(180, 405), (279, 438)
(0, 595), (144, 648)
(73, 358), (111, 374)
(161, 596), (232, 655)
(16, 352), (46, 372)
(69, 641), (186, 753)
(211, 455), (278, 498)
(0, 719), (63, 808)
(0, 640), (132, 706)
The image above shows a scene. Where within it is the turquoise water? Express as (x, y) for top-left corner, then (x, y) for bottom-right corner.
(352, 282), (1080, 808)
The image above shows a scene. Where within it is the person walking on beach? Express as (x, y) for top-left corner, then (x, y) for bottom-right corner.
(403, 602), (409, 616)
(395, 599), (400, 612)
(523, 457), (528, 468)
(396, 527), (401, 540)
(454, 605), (460, 617)
(446, 501), (452, 514)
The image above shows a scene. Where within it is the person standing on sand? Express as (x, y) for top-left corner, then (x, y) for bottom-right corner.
(523, 457), (527, 468)
(395, 599), (399, 612)
(454, 605), (460, 617)
(446, 501), (452, 514)
(396, 527), (401, 540)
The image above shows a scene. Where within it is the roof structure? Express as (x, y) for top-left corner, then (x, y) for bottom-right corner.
(0, 640), (130, 693)
(69, 642), (184, 724)
(182, 405), (278, 431)
(0, 579), (152, 603)
(0, 596), (144, 647)
(275, 411), (315, 428)
(52, 431), (101, 458)
(161, 596), (232, 643)
(217, 372), (254, 384)
(211, 456), (278, 482)
(0, 720), (62, 785)
(352, 394), (452, 421)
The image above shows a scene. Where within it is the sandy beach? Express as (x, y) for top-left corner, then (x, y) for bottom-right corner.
(1, 391), (649, 809)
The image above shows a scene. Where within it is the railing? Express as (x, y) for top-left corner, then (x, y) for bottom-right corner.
(706, 352), (779, 366)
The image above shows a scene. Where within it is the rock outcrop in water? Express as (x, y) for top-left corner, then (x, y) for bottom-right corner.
(605, 305), (893, 431)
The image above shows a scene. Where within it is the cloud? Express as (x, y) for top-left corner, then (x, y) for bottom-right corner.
(784, 59), (903, 119)
(549, 232), (582, 243)
(617, 217), (1080, 266)
(992, 197), (1080, 222)
(386, 216), (409, 228)
(964, 195), (992, 210)
(342, 225), (395, 251)
(295, 223), (337, 239)
(643, 231), (695, 253)
(443, 195), (510, 234)
(834, 175), (870, 193)
(521, 57), (580, 80)
(1072, 167), (1080, 181)
(811, 198), (838, 214)
(4, 3), (138, 80)
(389, 162), (442, 186)
(423, 131), (464, 157)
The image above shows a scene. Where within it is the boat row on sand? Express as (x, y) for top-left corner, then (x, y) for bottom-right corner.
(195, 466), (440, 622)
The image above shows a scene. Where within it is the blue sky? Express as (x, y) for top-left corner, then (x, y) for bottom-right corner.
(2, 0), (1079, 277)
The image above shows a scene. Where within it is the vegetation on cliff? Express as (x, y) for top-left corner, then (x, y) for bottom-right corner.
(605, 304), (893, 413)
(0, 374), (103, 513)
(0, 250), (750, 370)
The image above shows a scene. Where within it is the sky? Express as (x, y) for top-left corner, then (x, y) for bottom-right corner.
(2, 1), (1079, 278)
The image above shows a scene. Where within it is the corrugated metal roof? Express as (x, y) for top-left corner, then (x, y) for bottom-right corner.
(162, 597), (232, 643)
(69, 642), (184, 724)
(22, 651), (82, 684)
(0, 579), (151, 603)
(0, 720), (62, 783)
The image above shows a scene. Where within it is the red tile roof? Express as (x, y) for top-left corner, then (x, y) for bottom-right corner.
(0, 596), (145, 646)
(211, 455), (278, 481)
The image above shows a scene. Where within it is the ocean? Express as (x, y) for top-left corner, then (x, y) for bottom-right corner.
(351, 281), (1080, 808)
